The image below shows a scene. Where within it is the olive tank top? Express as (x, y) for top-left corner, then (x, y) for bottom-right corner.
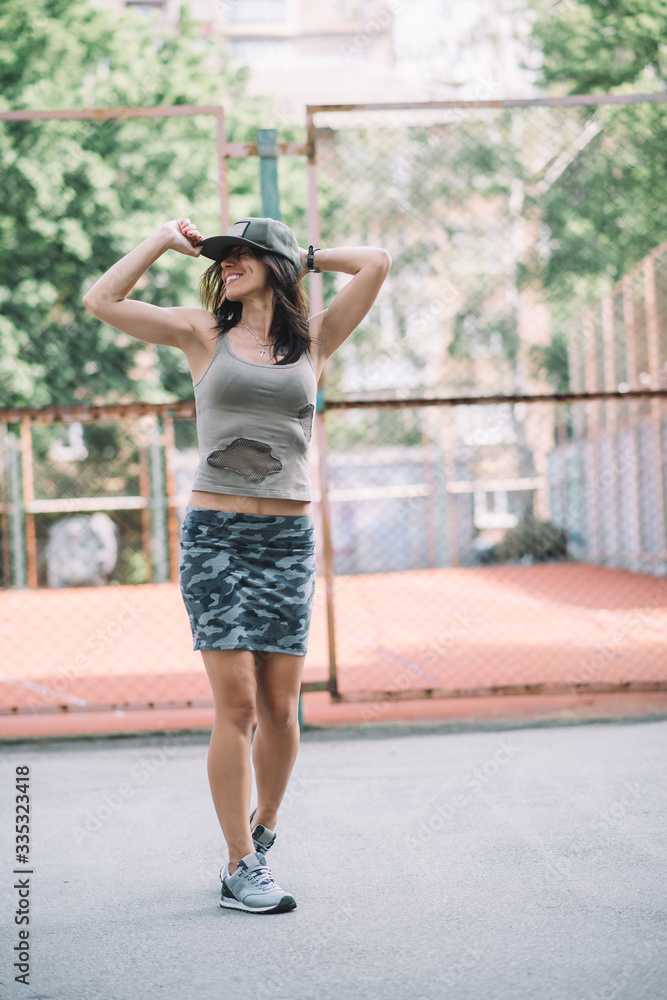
(190, 333), (318, 501)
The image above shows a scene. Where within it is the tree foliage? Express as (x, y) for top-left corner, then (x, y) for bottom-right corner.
(0, 0), (274, 407)
(529, 0), (667, 94)
(524, 0), (667, 332)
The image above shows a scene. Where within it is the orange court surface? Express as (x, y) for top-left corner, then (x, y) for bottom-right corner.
(1, 562), (666, 740)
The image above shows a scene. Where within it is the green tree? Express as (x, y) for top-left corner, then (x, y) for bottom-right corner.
(0, 0), (274, 407)
(526, 0), (667, 314)
(530, 0), (667, 94)
(529, 330), (570, 391)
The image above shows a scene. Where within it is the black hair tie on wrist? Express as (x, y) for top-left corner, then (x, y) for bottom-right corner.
(307, 245), (321, 273)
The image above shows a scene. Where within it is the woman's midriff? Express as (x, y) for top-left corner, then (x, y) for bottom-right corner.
(188, 490), (312, 516)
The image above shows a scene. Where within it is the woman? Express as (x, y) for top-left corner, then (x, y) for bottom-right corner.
(83, 215), (391, 913)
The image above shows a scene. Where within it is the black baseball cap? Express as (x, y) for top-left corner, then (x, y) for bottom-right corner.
(198, 217), (301, 273)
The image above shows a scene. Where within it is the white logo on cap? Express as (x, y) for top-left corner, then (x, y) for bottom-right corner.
(228, 221), (251, 237)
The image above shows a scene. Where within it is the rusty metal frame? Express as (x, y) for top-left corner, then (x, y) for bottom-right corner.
(0, 105), (229, 231)
(2, 387), (665, 427)
(306, 92), (667, 114)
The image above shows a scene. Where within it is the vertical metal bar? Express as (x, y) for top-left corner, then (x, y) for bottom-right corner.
(644, 256), (667, 567)
(315, 408), (338, 697)
(20, 419), (38, 588)
(569, 319), (585, 439)
(6, 429), (26, 589)
(149, 418), (169, 584)
(306, 110), (325, 316)
(421, 426), (437, 568)
(448, 491), (460, 567)
(622, 275), (642, 570)
(162, 417), (181, 584)
(138, 429), (154, 583)
(583, 307), (598, 420)
(306, 109), (338, 696)
(0, 423), (12, 587)
(581, 309), (600, 561)
(602, 296), (616, 404)
(215, 106), (229, 232)
(257, 128), (281, 220)
(623, 274), (638, 388)
(601, 294), (619, 566)
(645, 256), (663, 388)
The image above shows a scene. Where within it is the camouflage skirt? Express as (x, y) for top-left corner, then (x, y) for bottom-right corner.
(179, 507), (316, 656)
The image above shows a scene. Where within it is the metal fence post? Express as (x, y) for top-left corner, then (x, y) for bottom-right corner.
(6, 429), (27, 589)
(644, 255), (667, 571)
(20, 419), (38, 588)
(257, 125), (305, 719)
(149, 418), (169, 584)
(257, 129), (281, 220)
(307, 110), (339, 699)
(162, 417), (181, 584)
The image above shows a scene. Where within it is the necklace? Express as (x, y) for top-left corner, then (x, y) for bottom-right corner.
(239, 318), (271, 358)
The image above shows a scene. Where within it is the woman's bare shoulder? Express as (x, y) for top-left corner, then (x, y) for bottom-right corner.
(172, 306), (219, 342)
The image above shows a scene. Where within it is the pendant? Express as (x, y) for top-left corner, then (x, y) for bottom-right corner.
(259, 346), (266, 357)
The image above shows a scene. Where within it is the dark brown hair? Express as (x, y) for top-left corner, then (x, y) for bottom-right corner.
(199, 246), (311, 365)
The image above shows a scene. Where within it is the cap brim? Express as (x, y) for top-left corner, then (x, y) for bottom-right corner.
(198, 235), (268, 262)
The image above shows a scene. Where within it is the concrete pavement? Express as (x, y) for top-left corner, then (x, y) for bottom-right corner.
(1, 717), (666, 1000)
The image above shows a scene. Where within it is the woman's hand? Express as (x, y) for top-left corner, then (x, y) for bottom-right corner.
(160, 219), (204, 257)
(297, 246), (310, 282)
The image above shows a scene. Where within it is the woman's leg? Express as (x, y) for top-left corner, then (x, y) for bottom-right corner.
(202, 648), (257, 873)
(252, 652), (305, 831)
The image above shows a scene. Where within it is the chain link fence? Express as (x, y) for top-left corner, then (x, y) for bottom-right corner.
(305, 95), (667, 705)
(1, 95), (666, 726)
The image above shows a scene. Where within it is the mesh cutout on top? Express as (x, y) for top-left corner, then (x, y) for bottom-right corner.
(207, 439), (282, 484)
(298, 404), (314, 442)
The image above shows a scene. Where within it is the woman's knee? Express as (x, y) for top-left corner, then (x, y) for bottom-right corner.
(216, 691), (256, 731)
(256, 699), (299, 737)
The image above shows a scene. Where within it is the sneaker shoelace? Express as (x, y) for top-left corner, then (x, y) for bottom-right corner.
(240, 862), (275, 890)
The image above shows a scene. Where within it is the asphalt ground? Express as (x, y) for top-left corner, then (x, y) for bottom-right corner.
(1, 716), (666, 1000)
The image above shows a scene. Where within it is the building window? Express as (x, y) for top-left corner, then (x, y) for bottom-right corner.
(227, 0), (287, 22)
(473, 490), (519, 530)
(340, 1), (369, 19)
(455, 404), (517, 447)
(228, 37), (289, 63)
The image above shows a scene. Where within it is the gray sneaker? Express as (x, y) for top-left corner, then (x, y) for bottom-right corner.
(219, 852), (296, 914)
(249, 809), (277, 855)
(251, 823), (277, 854)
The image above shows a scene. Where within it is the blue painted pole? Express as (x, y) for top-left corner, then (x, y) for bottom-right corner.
(257, 129), (281, 220)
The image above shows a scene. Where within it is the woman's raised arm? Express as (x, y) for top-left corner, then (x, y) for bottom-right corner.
(305, 245), (392, 366)
(82, 219), (210, 349)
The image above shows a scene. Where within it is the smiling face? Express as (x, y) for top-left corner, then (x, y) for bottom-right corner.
(220, 246), (270, 300)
